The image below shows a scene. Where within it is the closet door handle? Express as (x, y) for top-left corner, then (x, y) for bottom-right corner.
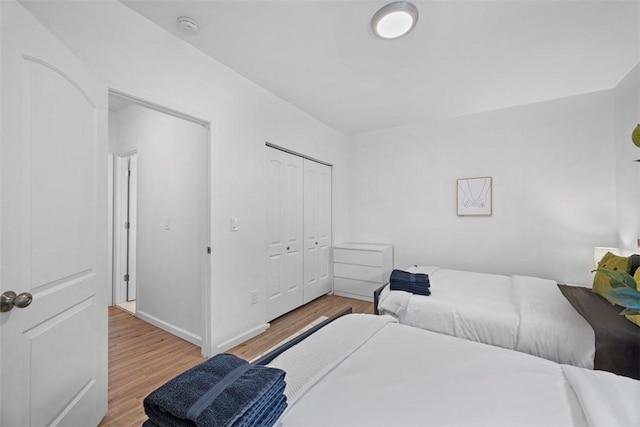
(315, 241), (318, 245)
(286, 246), (290, 251)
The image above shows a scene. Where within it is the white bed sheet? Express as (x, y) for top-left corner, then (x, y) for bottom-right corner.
(268, 313), (397, 403)
(512, 275), (595, 368)
(272, 315), (639, 427)
(378, 266), (595, 368)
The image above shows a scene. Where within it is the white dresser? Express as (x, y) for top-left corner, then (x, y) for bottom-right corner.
(333, 243), (393, 301)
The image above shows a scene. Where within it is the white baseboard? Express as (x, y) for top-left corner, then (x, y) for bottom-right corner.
(215, 323), (270, 353)
(136, 310), (202, 347)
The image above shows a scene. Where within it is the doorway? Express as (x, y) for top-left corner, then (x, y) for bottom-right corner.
(108, 90), (211, 351)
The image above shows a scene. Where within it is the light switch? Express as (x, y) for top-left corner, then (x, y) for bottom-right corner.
(230, 217), (239, 232)
(165, 217), (171, 230)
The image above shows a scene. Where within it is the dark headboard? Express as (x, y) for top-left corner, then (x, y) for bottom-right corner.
(630, 254), (640, 276)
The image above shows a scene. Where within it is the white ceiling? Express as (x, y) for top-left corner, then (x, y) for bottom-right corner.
(27, 1), (640, 135)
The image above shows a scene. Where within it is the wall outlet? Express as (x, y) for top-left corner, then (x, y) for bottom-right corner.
(250, 289), (258, 305)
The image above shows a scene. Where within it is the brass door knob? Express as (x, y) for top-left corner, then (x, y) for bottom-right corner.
(1, 291), (33, 312)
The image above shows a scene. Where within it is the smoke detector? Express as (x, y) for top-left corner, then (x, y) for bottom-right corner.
(177, 16), (199, 35)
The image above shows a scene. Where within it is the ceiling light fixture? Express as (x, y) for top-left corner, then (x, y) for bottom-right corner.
(371, 1), (418, 40)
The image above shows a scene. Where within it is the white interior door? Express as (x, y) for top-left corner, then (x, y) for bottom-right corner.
(303, 159), (333, 303)
(266, 148), (304, 321)
(0, 2), (108, 426)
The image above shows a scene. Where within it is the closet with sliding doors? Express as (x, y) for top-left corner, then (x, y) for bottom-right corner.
(265, 145), (332, 321)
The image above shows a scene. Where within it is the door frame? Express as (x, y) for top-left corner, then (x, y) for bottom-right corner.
(107, 87), (214, 357)
(112, 151), (137, 305)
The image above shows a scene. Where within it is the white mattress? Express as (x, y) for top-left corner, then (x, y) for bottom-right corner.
(378, 266), (595, 368)
(271, 315), (639, 427)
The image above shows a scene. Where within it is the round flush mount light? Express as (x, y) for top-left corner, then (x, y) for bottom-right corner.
(371, 1), (419, 40)
(177, 16), (199, 35)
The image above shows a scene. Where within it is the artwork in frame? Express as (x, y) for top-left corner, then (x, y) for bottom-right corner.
(457, 176), (492, 216)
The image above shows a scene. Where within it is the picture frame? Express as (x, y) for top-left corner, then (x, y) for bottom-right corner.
(457, 176), (492, 216)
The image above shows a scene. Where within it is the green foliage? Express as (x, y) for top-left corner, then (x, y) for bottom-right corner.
(605, 288), (640, 310)
(593, 269), (637, 290)
(596, 269), (640, 316)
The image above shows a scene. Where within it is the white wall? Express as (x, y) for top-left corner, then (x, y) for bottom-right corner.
(21, 1), (349, 353)
(614, 63), (640, 253)
(20, 1), (347, 351)
(110, 105), (208, 345)
(348, 91), (617, 285)
(25, 0), (638, 349)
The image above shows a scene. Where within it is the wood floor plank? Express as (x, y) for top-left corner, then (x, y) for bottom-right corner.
(99, 295), (373, 426)
(100, 307), (204, 427)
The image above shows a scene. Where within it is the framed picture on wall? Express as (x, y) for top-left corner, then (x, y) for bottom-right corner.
(457, 176), (492, 216)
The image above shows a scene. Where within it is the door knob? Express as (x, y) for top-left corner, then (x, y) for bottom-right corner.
(1, 291), (33, 312)
(286, 246), (290, 251)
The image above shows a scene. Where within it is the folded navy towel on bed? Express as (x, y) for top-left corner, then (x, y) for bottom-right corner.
(143, 353), (287, 427)
(389, 269), (431, 296)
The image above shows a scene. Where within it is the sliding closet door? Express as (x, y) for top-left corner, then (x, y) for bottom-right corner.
(303, 159), (333, 303)
(266, 148), (304, 321)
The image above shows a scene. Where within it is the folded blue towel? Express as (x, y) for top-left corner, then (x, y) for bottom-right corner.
(389, 269), (431, 296)
(143, 353), (287, 427)
(241, 391), (287, 427)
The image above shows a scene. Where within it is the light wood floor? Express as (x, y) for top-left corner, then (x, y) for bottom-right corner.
(99, 295), (373, 426)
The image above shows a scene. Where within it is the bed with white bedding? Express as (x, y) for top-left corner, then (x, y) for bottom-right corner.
(269, 314), (639, 427)
(376, 266), (596, 368)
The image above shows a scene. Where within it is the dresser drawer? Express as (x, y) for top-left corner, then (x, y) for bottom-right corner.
(334, 247), (385, 267)
(333, 277), (384, 301)
(332, 243), (393, 302)
(334, 263), (385, 283)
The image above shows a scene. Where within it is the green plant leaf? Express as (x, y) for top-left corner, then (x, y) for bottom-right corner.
(605, 287), (640, 309)
(593, 269), (637, 290)
(619, 308), (640, 316)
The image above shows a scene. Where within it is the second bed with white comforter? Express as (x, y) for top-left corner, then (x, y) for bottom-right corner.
(269, 314), (637, 426)
(377, 266), (595, 368)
